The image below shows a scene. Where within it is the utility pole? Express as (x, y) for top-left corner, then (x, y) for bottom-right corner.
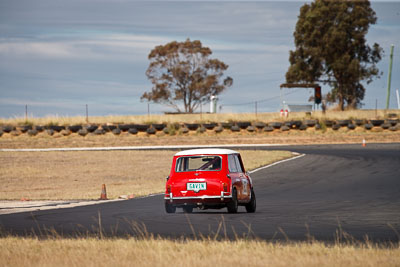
(25, 105), (27, 121)
(396, 89), (400, 110)
(386, 44), (394, 110)
(255, 101), (258, 118)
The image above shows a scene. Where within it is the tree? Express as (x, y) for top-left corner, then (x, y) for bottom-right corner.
(285, 0), (382, 110)
(142, 39), (233, 113)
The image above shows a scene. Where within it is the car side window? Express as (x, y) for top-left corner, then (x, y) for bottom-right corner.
(234, 155), (243, 173)
(228, 155), (238, 173)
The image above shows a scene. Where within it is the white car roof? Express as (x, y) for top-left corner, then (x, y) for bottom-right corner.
(175, 148), (239, 156)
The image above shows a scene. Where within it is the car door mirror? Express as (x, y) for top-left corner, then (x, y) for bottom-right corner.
(166, 175), (170, 181)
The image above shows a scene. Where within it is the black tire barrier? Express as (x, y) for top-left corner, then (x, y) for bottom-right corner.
(355, 119), (365, 126)
(19, 125), (32, 133)
(364, 123), (373, 130)
(304, 120), (317, 127)
(180, 127), (189, 134)
(78, 129), (88, 136)
(324, 120), (334, 127)
(47, 129), (55, 136)
(112, 128), (121, 135)
(68, 125), (82, 133)
(381, 123), (391, 130)
(2, 125), (14, 133)
(332, 124), (341, 131)
(263, 126), (274, 132)
(269, 122), (282, 129)
(347, 124), (356, 130)
(101, 125), (110, 132)
(231, 125), (240, 132)
(237, 122), (251, 129)
(94, 128), (105, 135)
(247, 125), (256, 132)
(146, 127), (156, 135)
(134, 124), (150, 132)
(47, 125), (65, 132)
(152, 124), (166, 131)
(284, 121), (294, 128)
(370, 120), (384, 126)
(27, 129), (38, 136)
(337, 120), (351, 127)
(315, 123), (322, 130)
(281, 125), (290, 131)
(299, 124), (307, 131)
(102, 125), (117, 132)
(254, 122), (266, 129)
(387, 119), (398, 126)
(214, 126), (223, 133)
(85, 125), (98, 133)
(203, 123), (217, 130)
(35, 125), (44, 132)
(118, 124), (133, 132)
(128, 128), (138, 135)
(290, 121), (302, 129)
(185, 123), (199, 131)
(221, 122), (233, 129)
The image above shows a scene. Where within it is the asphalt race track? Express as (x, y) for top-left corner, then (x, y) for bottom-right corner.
(1, 143), (399, 242)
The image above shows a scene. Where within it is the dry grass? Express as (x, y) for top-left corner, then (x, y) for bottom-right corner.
(0, 237), (399, 267)
(1, 110), (399, 126)
(0, 150), (292, 200)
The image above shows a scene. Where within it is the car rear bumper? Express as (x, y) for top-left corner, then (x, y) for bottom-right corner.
(164, 193), (232, 205)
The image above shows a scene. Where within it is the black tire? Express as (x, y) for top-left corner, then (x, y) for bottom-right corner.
(165, 202), (176, 214)
(245, 188), (256, 213)
(182, 206), (193, 213)
(227, 188), (238, 213)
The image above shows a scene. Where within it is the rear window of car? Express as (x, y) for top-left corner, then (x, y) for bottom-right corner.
(176, 156), (222, 172)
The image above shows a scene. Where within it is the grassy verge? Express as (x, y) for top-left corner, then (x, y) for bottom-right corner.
(0, 150), (292, 200)
(0, 237), (399, 267)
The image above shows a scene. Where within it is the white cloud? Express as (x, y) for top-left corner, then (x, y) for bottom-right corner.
(0, 34), (173, 60)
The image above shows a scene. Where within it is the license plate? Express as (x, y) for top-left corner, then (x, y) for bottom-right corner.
(187, 182), (207, 192)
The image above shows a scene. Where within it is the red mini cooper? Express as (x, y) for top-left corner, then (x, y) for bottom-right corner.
(164, 148), (256, 213)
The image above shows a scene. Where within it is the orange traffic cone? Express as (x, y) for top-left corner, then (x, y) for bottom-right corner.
(362, 138), (366, 147)
(99, 184), (108, 200)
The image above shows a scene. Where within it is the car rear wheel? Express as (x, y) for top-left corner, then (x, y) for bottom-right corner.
(165, 202), (176, 213)
(245, 188), (256, 213)
(227, 188), (238, 213)
(182, 206), (193, 213)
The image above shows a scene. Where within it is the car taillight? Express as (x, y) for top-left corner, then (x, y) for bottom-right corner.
(223, 183), (228, 192)
(167, 184), (172, 193)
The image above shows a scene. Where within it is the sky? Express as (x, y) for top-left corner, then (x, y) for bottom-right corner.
(0, 0), (399, 118)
